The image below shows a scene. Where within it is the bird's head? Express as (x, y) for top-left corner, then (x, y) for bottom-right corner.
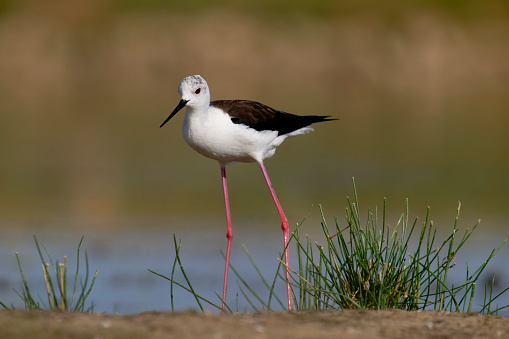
(160, 75), (210, 128)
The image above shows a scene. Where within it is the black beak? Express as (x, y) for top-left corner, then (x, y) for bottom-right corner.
(160, 99), (189, 128)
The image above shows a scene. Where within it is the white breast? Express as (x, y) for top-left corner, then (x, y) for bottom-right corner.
(182, 105), (282, 164)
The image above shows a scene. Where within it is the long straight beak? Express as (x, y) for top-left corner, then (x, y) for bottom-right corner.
(160, 99), (189, 128)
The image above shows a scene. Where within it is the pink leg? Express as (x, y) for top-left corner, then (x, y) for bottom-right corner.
(220, 165), (233, 313)
(259, 161), (294, 311)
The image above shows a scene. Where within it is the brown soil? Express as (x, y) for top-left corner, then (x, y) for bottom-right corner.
(1, 309), (508, 339)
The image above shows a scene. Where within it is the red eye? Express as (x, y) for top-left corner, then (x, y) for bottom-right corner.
(195, 88), (201, 94)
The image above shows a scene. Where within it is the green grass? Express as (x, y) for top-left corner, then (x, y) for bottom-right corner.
(152, 179), (509, 314)
(0, 235), (98, 312)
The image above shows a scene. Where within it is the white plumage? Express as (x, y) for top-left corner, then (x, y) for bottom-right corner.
(176, 75), (314, 164)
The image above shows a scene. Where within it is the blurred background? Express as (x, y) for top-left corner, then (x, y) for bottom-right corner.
(0, 1), (508, 313)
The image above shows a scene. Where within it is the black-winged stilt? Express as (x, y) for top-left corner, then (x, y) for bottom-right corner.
(160, 75), (335, 311)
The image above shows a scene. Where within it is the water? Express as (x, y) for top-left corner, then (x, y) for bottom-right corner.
(0, 222), (292, 314)
(1, 221), (508, 315)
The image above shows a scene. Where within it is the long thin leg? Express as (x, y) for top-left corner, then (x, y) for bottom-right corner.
(220, 165), (233, 312)
(259, 161), (294, 311)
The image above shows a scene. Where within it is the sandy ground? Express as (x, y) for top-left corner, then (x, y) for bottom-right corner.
(1, 309), (508, 339)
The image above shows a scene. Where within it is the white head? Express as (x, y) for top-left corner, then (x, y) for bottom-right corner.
(160, 75), (210, 128)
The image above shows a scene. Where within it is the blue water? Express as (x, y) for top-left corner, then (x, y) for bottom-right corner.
(1, 220), (508, 315)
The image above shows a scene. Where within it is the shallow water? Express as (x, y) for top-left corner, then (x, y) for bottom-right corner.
(1, 219), (508, 315)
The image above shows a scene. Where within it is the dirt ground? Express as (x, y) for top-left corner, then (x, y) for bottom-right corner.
(1, 309), (508, 339)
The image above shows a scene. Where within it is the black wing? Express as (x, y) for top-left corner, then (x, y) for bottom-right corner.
(210, 99), (335, 135)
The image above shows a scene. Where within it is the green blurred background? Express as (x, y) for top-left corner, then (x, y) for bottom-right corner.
(1, 0), (508, 232)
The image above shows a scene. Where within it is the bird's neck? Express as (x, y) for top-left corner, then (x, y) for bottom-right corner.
(185, 100), (210, 117)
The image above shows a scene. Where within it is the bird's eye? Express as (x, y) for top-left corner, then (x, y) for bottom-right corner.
(195, 88), (201, 94)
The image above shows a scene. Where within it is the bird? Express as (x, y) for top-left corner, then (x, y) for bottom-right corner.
(160, 75), (335, 312)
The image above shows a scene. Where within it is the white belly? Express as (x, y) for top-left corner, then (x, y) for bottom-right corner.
(182, 106), (280, 164)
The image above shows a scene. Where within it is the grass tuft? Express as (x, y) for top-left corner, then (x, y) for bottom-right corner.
(153, 179), (509, 314)
(0, 235), (98, 312)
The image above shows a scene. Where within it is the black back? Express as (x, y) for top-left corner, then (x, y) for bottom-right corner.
(210, 100), (335, 135)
